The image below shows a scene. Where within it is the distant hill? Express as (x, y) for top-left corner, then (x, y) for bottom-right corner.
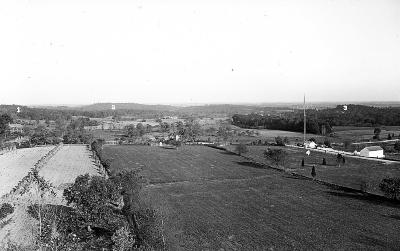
(76, 103), (177, 112)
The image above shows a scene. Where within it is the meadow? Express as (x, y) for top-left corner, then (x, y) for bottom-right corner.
(103, 145), (400, 250)
(332, 126), (400, 143)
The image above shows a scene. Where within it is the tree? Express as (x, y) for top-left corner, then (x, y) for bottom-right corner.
(394, 141), (400, 152)
(264, 148), (287, 168)
(145, 124), (152, 133)
(311, 165), (316, 180)
(373, 127), (381, 140)
(379, 177), (400, 200)
(63, 174), (122, 231)
(125, 125), (138, 138)
(323, 138), (331, 148)
(183, 119), (202, 141)
(55, 118), (68, 137)
(235, 144), (248, 156)
(336, 153), (345, 167)
(344, 140), (351, 150)
(136, 123), (145, 136)
(19, 169), (56, 246)
(159, 122), (169, 133)
(217, 125), (231, 143)
(275, 136), (285, 146)
(0, 113), (13, 136)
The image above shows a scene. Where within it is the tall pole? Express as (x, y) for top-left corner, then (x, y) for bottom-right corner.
(303, 94), (306, 148)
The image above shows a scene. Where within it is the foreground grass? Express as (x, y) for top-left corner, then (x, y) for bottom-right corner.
(104, 145), (400, 250)
(233, 145), (400, 195)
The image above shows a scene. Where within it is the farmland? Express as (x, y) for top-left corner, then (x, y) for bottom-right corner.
(227, 145), (400, 195)
(333, 126), (400, 143)
(104, 145), (400, 250)
(0, 146), (55, 197)
(0, 145), (99, 248)
(39, 145), (99, 188)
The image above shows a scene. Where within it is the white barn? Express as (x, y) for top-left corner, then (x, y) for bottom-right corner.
(305, 141), (317, 149)
(359, 146), (384, 158)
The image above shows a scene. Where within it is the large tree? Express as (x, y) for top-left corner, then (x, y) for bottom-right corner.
(0, 113), (13, 136)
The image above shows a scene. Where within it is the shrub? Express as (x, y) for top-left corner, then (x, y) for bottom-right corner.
(379, 177), (400, 200)
(323, 139), (331, 148)
(264, 148), (287, 167)
(0, 203), (14, 220)
(235, 143), (248, 156)
(394, 141), (400, 152)
(275, 136), (285, 146)
(112, 226), (134, 251)
(311, 166), (316, 178)
(360, 180), (368, 192)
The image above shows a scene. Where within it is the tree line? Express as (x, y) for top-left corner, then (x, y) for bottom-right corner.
(232, 104), (400, 134)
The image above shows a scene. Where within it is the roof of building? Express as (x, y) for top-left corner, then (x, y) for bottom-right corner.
(9, 123), (23, 128)
(362, 146), (383, 151)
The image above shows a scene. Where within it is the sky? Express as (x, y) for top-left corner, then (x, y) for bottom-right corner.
(1, 0), (399, 105)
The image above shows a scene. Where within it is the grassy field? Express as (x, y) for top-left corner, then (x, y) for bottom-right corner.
(333, 126), (400, 143)
(104, 145), (400, 250)
(90, 129), (123, 141)
(227, 145), (400, 195)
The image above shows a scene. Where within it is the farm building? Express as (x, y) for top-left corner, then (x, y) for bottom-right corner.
(9, 123), (23, 133)
(305, 141), (317, 149)
(359, 146), (384, 158)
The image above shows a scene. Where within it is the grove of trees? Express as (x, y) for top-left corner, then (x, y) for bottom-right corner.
(232, 104), (400, 135)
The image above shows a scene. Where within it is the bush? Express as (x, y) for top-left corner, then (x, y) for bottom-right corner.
(323, 139), (331, 148)
(0, 203), (14, 220)
(379, 177), (400, 200)
(235, 143), (248, 156)
(112, 226), (134, 251)
(275, 136), (285, 146)
(360, 180), (368, 192)
(394, 141), (400, 152)
(264, 148), (287, 167)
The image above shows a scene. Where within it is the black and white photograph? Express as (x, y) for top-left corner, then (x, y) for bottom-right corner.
(0, 0), (400, 250)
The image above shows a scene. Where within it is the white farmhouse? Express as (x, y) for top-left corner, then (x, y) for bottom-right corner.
(359, 146), (384, 158)
(305, 141), (317, 149)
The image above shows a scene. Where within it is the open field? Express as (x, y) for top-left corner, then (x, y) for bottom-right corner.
(0, 146), (55, 197)
(104, 145), (268, 183)
(90, 129), (122, 141)
(227, 145), (400, 195)
(104, 145), (400, 250)
(333, 126), (400, 143)
(39, 145), (99, 188)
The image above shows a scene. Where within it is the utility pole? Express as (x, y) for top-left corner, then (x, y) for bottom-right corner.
(303, 94), (306, 149)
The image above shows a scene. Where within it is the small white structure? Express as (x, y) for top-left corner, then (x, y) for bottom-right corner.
(360, 146), (384, 158)
(305, 141), (317, 149)
(9, 123), (23, 133)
